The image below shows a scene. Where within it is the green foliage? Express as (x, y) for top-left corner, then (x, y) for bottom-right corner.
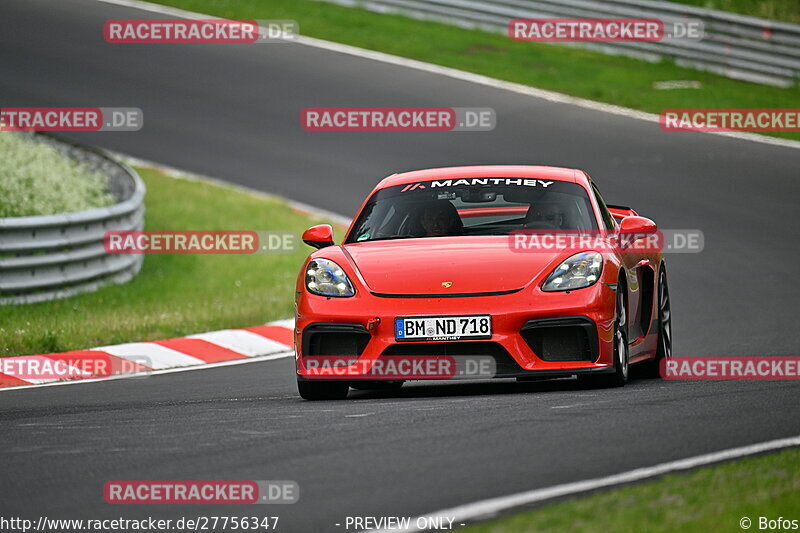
(0, 133), (114, 217)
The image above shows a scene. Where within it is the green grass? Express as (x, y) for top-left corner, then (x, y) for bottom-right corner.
(0, 167), (344, 357)
(662, 0), (800, 23)
(465, 447), (800, 533)
(150, 0), (800, 141)
(0, 133), (115, 217)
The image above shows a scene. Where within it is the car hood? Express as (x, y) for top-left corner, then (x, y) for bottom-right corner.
(341, 237), (562, 295)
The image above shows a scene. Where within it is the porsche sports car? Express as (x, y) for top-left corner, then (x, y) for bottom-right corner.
(294, 166), (672, 400)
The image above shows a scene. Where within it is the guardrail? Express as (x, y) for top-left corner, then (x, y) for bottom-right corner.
(320, 0), (800, 87)
(0, 134), (145, 305)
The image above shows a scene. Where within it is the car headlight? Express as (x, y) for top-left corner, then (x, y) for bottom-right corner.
(542, 252), (603, 292)
(305, 259), (355, 297)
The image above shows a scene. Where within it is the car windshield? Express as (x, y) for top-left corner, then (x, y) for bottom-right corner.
(346, 179), (598, 243)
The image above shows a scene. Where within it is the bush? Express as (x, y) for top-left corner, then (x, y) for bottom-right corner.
(0, 133), (115, 217)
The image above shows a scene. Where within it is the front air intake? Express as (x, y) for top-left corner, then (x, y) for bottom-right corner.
(521, 317), (598, 362)
(303, 323), (371, 356)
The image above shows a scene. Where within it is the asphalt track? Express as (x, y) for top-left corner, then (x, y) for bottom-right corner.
(1, 0), (799, 531)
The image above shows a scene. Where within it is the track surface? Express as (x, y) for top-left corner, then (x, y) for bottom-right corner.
(1, 0), (799, 531)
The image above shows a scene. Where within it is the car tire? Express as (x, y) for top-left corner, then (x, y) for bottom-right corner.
(641, 267), (672, 378)
(579, 285), (629, 388)
(349, 381), (404, 391)
(297, 379), (350, 400)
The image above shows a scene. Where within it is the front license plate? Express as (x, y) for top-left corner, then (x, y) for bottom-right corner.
(394, 315), (492, 341)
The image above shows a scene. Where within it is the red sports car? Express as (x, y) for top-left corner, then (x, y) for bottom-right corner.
(294, 166), (671, 400)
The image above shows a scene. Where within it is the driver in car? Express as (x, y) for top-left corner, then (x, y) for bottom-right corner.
(525, 202), (566, 229)
(418, 200), (463, 237)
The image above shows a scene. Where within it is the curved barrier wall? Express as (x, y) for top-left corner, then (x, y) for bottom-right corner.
(0, 135), (145, 305)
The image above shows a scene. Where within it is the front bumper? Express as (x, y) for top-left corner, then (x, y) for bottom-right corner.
(295, 283), (617, 380)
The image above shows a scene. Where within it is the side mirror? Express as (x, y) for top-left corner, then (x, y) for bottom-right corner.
(618, 216), (657, 235)
(302, 224), (334, 249)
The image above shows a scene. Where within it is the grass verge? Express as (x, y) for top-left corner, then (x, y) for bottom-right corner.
(0, 133), (114, 217)
(465, 447), (800, 533)
(0, 166), (345, 357)
(150, 0), (800, 141)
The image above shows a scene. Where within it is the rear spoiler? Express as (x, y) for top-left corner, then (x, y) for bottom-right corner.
(606, 204), (638, 220)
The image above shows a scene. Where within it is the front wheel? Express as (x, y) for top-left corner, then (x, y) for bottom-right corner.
(642, 267), (672, 378)
(579, 286), (629, 388)
(297, 379), (349, 400)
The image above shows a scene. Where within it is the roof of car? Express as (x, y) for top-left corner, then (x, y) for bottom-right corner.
(375, 165), (586, 189)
